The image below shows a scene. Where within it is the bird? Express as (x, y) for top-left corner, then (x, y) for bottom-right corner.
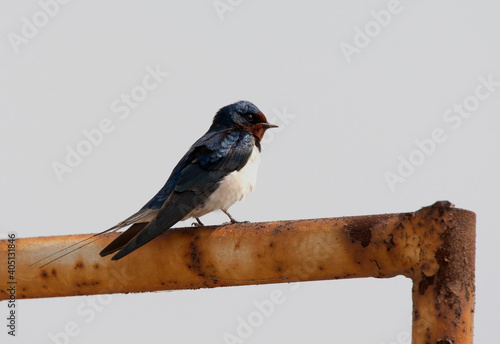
(33, 101), (277, 267)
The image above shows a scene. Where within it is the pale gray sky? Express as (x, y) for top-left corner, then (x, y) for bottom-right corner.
(1, 1), (499, 343)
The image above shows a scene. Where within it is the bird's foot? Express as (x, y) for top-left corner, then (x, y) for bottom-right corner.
(222, 210), (248, 224)
(191, 218), (205, 227)
(222, 210), (237, 223)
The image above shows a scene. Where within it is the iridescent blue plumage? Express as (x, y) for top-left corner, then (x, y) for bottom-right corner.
(99, 101), (277, 260)
(140, 124), (254, 211)
(31, 101), (277, 268)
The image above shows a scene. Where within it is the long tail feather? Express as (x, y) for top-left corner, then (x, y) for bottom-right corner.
(37, 230), (120, 269)
(99, 223), (147, 257)
(29, 224), (123, 268)
(110, 193), (197, 260)
(30, 208), (159, 268)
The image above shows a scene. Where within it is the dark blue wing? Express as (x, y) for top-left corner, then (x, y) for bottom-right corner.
(140, 129), (253, 209)
(174, 130), (254, 193)
(111, 129), (255, 260)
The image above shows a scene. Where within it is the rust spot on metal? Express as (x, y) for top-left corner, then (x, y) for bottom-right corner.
(419, 274), (435, 295)
(436, 340), (452, 344)
(0, 201), (475, 344)
(345, 217), (378, 247)
(385, 232), (396, 251)
(187, 234), (204, 277)
(431, 207), (474, 324)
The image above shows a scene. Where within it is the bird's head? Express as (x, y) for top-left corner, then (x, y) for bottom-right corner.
(211, 101), (278, 141)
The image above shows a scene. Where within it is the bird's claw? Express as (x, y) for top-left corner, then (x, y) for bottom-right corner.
(221, 210), (249, 225)
(192, 218), (205, 227)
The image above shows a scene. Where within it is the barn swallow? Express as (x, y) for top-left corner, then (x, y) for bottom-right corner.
(34, 101), (277, 266)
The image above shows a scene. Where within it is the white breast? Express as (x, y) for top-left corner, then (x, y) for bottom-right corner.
(187, 146), (261, 219)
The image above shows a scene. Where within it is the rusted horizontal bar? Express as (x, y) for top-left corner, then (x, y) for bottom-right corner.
(0, 201), (475, 344)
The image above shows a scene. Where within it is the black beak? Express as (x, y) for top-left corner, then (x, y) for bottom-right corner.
(262, 123), (279, 129)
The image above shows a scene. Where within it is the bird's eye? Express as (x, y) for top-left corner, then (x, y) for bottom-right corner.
(246, 114), (254, 122)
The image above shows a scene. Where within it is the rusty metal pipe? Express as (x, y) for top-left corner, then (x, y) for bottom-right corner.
(0, 201), (475, 344)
